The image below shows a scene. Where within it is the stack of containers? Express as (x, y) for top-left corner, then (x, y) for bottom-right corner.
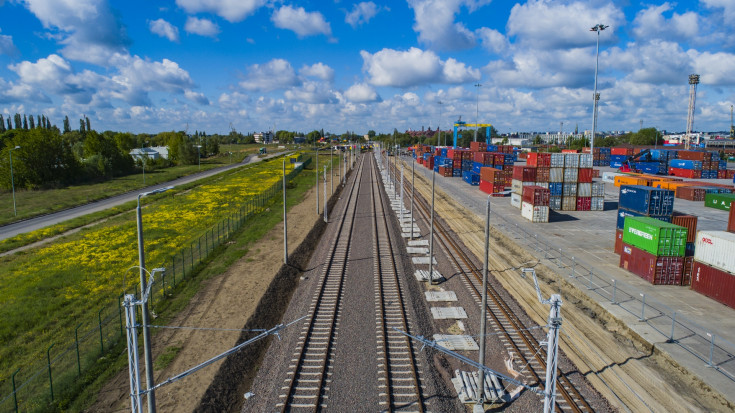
(423, 152), (434, 169)
(610, 147), (634, 168)
(521, 185), (550, 223)
(669, 157), (703, 178)
(511, 165), (537, 209)
(691, 231), (735, 309)
(583, 147), (611, 166)
(614, 185), (675, 254)
(469, 141), (487, 152)
(479, 167), (506, 195)
(576, 153), (594, 211)
(549, 153), (566, 210)
(672, 212), (698, 285)
(619, 216), (687, 285)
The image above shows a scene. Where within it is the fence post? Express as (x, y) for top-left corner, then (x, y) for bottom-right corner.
(98, 307), (105, 353)
(198, 237), (201, 263)
(611, 279), (617, 304)
(205, 231), (208, 255)
(639, 293), (646, 321)
(557, 249), (563, 268)
(47, 343), (55, 402)
(172, 256), (177, 286)
(571, 257), (576, 277)
(190, 243), (194, 269)
(12, 368), (20, 413)
(588, 270), (594, 289)
(75, 323), (83, 376)
(668, 312), (677, 343)
(707, 333), (715, 367)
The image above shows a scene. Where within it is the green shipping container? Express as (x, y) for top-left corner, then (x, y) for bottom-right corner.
(704, 193), (735, 211)
(622, 216), (687, 257)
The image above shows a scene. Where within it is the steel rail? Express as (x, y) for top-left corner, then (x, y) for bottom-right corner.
(392, 158), (593, 413)
(370, 155), (426, 412)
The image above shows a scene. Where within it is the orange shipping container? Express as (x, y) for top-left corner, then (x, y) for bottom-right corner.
(614, 176), (651, 187)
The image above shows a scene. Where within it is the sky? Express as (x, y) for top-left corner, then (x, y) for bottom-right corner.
(0, 0), (734, 136)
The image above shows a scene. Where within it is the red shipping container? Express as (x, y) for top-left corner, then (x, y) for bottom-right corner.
(669, 167), (701, 179)
(728, 202), (735, 233)
(425, 157), (434, 169)
(438, 166), (452, 177)
(576, 197), (591, 211)
(718, 170), (726, 179)
(446, 149), (463, 160)
(513, 166), (537, 182)
(479, 180), (503, 194)
(470, 142), (486, 152)
(677, 150), (707, 161)
(527, 153), (551, 167)
(726, 170), (735, 179)
(676, 186), (705, 201)
(611, 147), (634, 156)
(522, 185), (550, 206)
(494, 154), (507, 165)
(619, 243), (684, 285)
(691, 261), (735, 310)
(682, 257), (693, 286)
(417, 158), (423, 165)
(535, 167), (550, 183)
(592, 169), (601, 178)
(578, 168), (593, 183)
(434, 148), (442, 157)
(614, 229), (624, 254)
(517, 152), (528, 160)
(672, 212), (698, 243)
(561, 149), (578, 154)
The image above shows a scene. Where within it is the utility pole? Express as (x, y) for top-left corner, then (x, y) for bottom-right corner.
(730, 105), (733, 138)
(686, 74), (700, 150)
(474, 83), (481, 142)
(438, 100), (443, 146)
(590, 23), (608, 154)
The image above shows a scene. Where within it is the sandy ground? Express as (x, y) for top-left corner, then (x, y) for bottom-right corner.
(405, 161), (733, 413)
(85, 180), (321, 413)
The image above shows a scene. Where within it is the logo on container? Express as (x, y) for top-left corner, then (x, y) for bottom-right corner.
(623, 246), (631, 254)
(629, 227), (653, 240)
(701, 237), (713, 245)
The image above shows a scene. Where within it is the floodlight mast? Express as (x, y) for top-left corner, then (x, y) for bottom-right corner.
(590, 24), (608, 155)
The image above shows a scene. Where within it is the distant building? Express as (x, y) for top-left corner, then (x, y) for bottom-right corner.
(254, 131), (273, 144)
(293, 136), (306, 144)
(130, 146), (168, 160)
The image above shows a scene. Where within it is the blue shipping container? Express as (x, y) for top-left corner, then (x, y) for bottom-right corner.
(440, 148), (448, 157)
(669, 159), (702, 170)
(462, 170), (480, 185)
(487, 145), (498, 152)
(619, 185), (675, 216)
(610, 161), (623, 168)
(452, 169), (461, 177)
(635, 162), (662, 174)
(611, 155), (628, 163)
(719, 160), (727, 169)
(616, 208), (672, 230)
(549, 182), (563, 196)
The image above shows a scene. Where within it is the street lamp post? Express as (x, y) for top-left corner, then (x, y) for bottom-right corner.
(438, 100), (443, 146)
(474, 83), (481, 142)
(136, 186), (173, 413)
(9, 145), (20, 216)
(195, 145), (202, 171)
(590, 23), (608, 155)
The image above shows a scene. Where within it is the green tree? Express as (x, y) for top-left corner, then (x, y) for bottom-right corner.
(368, 130), (376, 138)
(36, 115), (41, 129)
(63, 116), (71, 133)
(629, 128), (659, 145)
(85, 116), (91, 132)
(28, 115), (35, 129)
(0, 115), (4, 133)
(0, 128), (80, 189)
(6, 118), (11, 130)
(22, 115), (28, 130)
(13, 114), (21, 130)
(533, 135), (543, 145)
(79, 118), (85, 134)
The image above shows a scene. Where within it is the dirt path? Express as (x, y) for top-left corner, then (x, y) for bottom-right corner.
(407, 164), (732, 413)
(86, 180), (322, 413)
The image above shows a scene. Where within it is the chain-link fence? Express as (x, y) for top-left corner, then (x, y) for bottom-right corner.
(0, 156), (311, 413)
(490, 210), (735, 384)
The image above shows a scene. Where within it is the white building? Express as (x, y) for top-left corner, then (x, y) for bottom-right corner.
(254, 131), (273, 144)
(130, 146), (169, 161)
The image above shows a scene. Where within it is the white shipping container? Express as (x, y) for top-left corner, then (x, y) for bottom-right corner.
(564, 153), (580, 168)
(521, 201), (549, 223)
(579, 153), (593, 168)
(511, 179), (523, 195)
(511, 193), (522, 209)
(549, 168), (564, 182)
(577, 182), (592, 197)
(563, 168), (578, 182)
(535, 182), (549, 189)
(591, 196), (604, 211)
(591, 182), (605, 197)
(602, 172), (623, 183)
(549, 196), (562, 210)
(562, 183), (577, 196)
(550, 153), (565, 167)
(694, 231), (735, 274)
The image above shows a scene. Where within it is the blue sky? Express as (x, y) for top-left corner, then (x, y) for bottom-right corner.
(0, 0), (733, 136)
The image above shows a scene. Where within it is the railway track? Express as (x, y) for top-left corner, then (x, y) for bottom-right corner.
(388, 156), (593, 413)
(369, 154), (427, 412)
(277, 154), (427, 411)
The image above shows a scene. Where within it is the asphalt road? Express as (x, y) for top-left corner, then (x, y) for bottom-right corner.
(0, 152), (286, 241)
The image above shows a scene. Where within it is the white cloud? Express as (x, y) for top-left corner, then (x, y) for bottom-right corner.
(702, 0), (735, 22)
(484, 47), (593, 89)
(21, 0), (130, 65)
(689, 51), (735, 86)
(271, 5), (332, 38)
(606, 41), (693, 85)
(360, 47), (480, 87)
(299, 63), (334, 81)
(407, 0), (478, 51)
(284, 81), (338, 104)
(9, 54), (105, 104)
(109, 54), (197, 105)
(149, 18), (179, 42)
(632, 4), (698, 41)
(507, 0), (624, 50)
(175, 0), (266, 22)
(239, 58), (299, 92)
(185, 17), (220, 37)
(185, 89), (210, 105)
(476, 27), (507, 53)
(0, 29), (18, 56)
(345, 2), (379, 28)
(344, 83), (380, 102)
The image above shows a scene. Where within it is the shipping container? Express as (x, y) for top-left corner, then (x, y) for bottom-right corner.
(550, 153), (565, 167)
(611, 147), (634, 156)
(462, 170), (480, 185)
(577, 183), (592, 197)
(669, 159), (703, 170)
(527, 152), (551, 167)
(668, 167), (701, 179)
(510, 192), (522, 208)
(591, 196), (604, 211)
(564, 153), (580, 168)
(578, 168), (593, 183)
(579, 154), (593, 168)
(480, 167), (504, 184)
(479, 180), (504, 195)
(522, 185), (551, 206)
(623, 216), (686, 257)
(591, 182), (605, 197)
(671, 213), (698, 243)
(562, 183), (577, 197)
(549, 167), (564, 182)
(619, 185), (675, 216)
(619, 243), (683, 285)
(676, 186), (706, 201)
(549, 196), (562, 210)
(694, 231), (735, 274)
(691, 261), (735, 309)
(616, 208), (671, 230)
(704, 193), (735, 211)
(563, 168), (578, 182)
(513, 166), (537, 182)
(521, 201), (549, 223)
(614, 229), (624, 254)
(562, 196), (577, 211)
(682, 256), (693, 286)
(512, 179), (535, 195)
(535, 167), (550, 183)
(614, 176), (651, 187)
(549, 182), (563, 196)
(576, 197), (591, 211)
(677, 150), (708, 161)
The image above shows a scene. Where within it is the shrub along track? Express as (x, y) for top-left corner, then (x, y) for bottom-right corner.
(399, 157), (733, 413)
